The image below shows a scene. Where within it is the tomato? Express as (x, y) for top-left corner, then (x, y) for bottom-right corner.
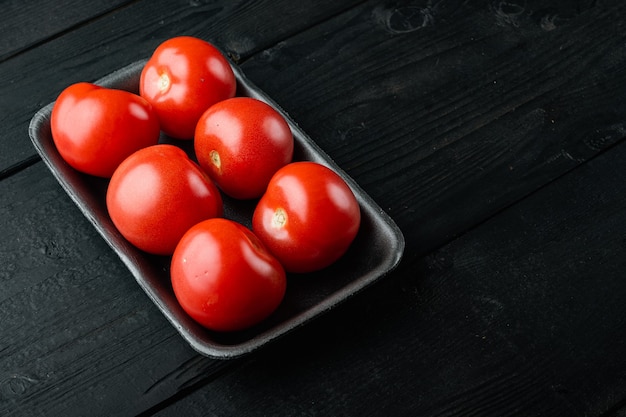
(171, 218), (287, 332)
(252, 162), (361, 273)
(140, 36), (237, 140)
(50, 82), (160, 177)
(194, 97), (294, 199)
(106, 144), (223, 255)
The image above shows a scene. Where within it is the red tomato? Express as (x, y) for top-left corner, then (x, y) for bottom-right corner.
(106, 144), (223, 255)
(140, 36), (237, 140)
(252, 162), (361, 273)
(50, 82), (160, 177)
(171, 218), (287, 332)
(194, 97), (294, 199)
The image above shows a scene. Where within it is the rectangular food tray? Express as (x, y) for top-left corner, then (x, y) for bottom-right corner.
(28, 58), (405, 359)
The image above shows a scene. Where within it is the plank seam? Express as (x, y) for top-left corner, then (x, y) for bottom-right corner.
(0, 0), (140, 65)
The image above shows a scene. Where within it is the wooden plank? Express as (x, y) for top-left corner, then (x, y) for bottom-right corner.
(239, 0), (626, 258)
(151, 86), (626, 417)
(3, 0), (626, 415)
(0, 1), (366, 415)
(0, 162), (231, 416)
(0, 0), (133, 61)
(0, 0), (364, 176)
(147, 0), (626, 414)
(409, 139), (626, 416)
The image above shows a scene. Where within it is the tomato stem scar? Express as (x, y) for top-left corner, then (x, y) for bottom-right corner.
(210, 150), (221, 172)
(158, 72), (171, 93)
(272, 208), (287, 229)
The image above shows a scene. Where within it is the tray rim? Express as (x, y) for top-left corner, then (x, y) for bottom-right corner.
(28, 58), (405, 359)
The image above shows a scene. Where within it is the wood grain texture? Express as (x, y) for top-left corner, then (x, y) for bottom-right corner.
(2, 0), (626, 415)
(0, 1), (364, 415)
(0, 162), (224, 416)
(152, 93), (626, 417)
(150, 0), (626, 414)
(0, 0), (133, 61)
(240, 0), (626, 258)
(0, 0), (363, 176)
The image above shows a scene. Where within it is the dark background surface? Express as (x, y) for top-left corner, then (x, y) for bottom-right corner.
(2, 1), (626, 416)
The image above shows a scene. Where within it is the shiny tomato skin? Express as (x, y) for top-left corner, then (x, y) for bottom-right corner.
(171, 218), (287, 332)
(50, 82), (160, 178)
(140, 36), (236, 140)
(106, 144), (223, 255)
(252, 162), (361, 273)
(194, 97), (294, 200)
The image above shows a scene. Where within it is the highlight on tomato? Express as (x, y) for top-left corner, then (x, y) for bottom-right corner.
(252, 161), (361, 273)
(50, 82), (160, 178)
(106, 144), (223, 255)
(171, 218), (287, 332)
(194, 97), (294, 199)
(139, 36), (237, 140)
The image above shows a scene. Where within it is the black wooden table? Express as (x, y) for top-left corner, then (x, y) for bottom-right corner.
(2, 1), (626, 416)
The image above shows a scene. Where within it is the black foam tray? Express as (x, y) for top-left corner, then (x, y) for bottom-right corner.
(29, 59), (405, 358)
